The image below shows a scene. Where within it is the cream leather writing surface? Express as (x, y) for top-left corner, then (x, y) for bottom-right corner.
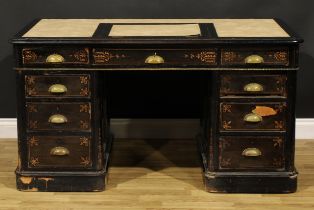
(22, 19), (290, 38)
(108, 24), (200, 36)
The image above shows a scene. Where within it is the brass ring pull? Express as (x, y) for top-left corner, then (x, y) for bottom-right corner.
(242, 148), (262, 157)
(243, 83), (264, 92)
(50, 147), (70, 156)
(48, 84), (67, 94)
(244, 55), (264, 64)
(48, 114), (68, 124)
(145, 53), (165, 64)
(46, 54), (65, 63)
(244, 113), (263, 123)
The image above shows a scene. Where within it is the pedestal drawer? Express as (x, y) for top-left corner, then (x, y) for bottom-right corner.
(22, 47), (89, 66)
(25, 74), (90, 98)
(220, 102), (286, 131)
(27, 135), (92, 168)
(26, 102), (91, 131)
(219, 136), (285, 170)
(221, 47), (289, 67)
(220, 74), (287, 97)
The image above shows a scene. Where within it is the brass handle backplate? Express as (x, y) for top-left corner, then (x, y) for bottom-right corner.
(243, 83), (264, 92)
(145, 53), (165, 64)
(242, 148), (262, 157)
(245, 55), (264, 64)
(46, 54), (65, 63)
(50, 146), (70, 156)
(48, 114), (68, 124)
(244, 113), (263, 123)
(48, 84), (67, 94)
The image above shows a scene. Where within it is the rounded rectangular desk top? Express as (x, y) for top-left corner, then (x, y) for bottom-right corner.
(22, 19), (290, 38)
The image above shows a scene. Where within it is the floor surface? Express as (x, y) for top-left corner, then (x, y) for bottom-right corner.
(0, 139), (313, 210)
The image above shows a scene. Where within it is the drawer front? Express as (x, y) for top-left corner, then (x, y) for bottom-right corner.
(219, 136), (285, 170)
(220, 74), (287, 96)
(92, 49), (217, 66)
(22, 47), (89, 65)
(27, 135), (92, 168)
(221, 48), (289, 66)
(25, 75), (90, 98)
(26, 102), (91, 131)
(220, 102), (286, 131)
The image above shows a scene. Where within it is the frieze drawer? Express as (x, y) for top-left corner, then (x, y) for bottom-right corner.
(25, 74), (90, 98)
(221, 48), (289, 66)
(92, 49), (217, 67)
(26, 102), (91, 131)
(219, 136), (285, 170)
(21, 47), (89, 65)
(220, 102), (286, 131)
(27, 135), (92, 169)
(220, 74), (287, 97)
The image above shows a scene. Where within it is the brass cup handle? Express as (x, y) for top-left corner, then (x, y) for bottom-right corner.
(48, 84), (68, 94)
(244, 55), (264, 64)
(243, 83), (264, 92)
(50, 146), (70, 156)
(242, 148), (262, 157)
(244, 113), (263, 123)
(48, 114), (68, 124)
(46, 54), (65, 63)
(145, 53), (165, 64)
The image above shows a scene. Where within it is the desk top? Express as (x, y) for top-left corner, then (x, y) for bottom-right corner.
(21, 19), (290, 38)
(13, 19), (303, 46)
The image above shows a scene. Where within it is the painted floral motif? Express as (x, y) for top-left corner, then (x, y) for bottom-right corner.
(80, 137), (89, 147)
(28, 136), (39, 147)
(80, 156), (90, 166)
(30, 157), (40, 166)
(184, 51), (216, 64)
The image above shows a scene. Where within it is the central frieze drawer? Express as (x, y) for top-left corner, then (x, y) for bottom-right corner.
(25, 74), (90, 98)
(219, 136), (285, 170)
(220, 74), (287, 97)
(27, 135), (92, 168)
(221, 47), (289, 66)
(21, 47), (89, 65)
(92, 49), (217, 66)
(220, 102), (286, 131)
(26, 102), (91, 131)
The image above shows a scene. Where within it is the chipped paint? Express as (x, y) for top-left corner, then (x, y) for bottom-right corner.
(204, 172), (216, 179)
(22, 187), (38, 192)
(207, 188), (222, 193)
(17, 155), (21, 169)
(252, 106), (277, 117)
(20, 177), (33, 184)
(38, 177), (54, 182)
(38, 177), (54, 189)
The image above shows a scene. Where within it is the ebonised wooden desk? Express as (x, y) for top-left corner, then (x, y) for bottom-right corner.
(12, 19), (303, 193)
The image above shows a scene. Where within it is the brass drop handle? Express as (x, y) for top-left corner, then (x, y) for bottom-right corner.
(50, 147), (70, 156)
(244, 55), (264, 64)
(242, 148), (262, 157)
(48, 114), (68, 124)
(145, 53), (165, 64)
(244, 113), (263, 123)
(48, 84), (67, 94)
(46, 54), (65, 63)
(243, 83), (264, 92)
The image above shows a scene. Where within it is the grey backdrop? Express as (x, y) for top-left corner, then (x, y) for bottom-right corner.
(1, 0), (313, 118)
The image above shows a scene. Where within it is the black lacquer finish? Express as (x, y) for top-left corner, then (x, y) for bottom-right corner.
(12, 19), (303, 192)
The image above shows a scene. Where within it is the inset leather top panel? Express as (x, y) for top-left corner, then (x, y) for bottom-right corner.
(108, 24), (201, 37)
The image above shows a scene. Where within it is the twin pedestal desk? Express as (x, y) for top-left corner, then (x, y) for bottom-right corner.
(12, 19), (303, 193)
